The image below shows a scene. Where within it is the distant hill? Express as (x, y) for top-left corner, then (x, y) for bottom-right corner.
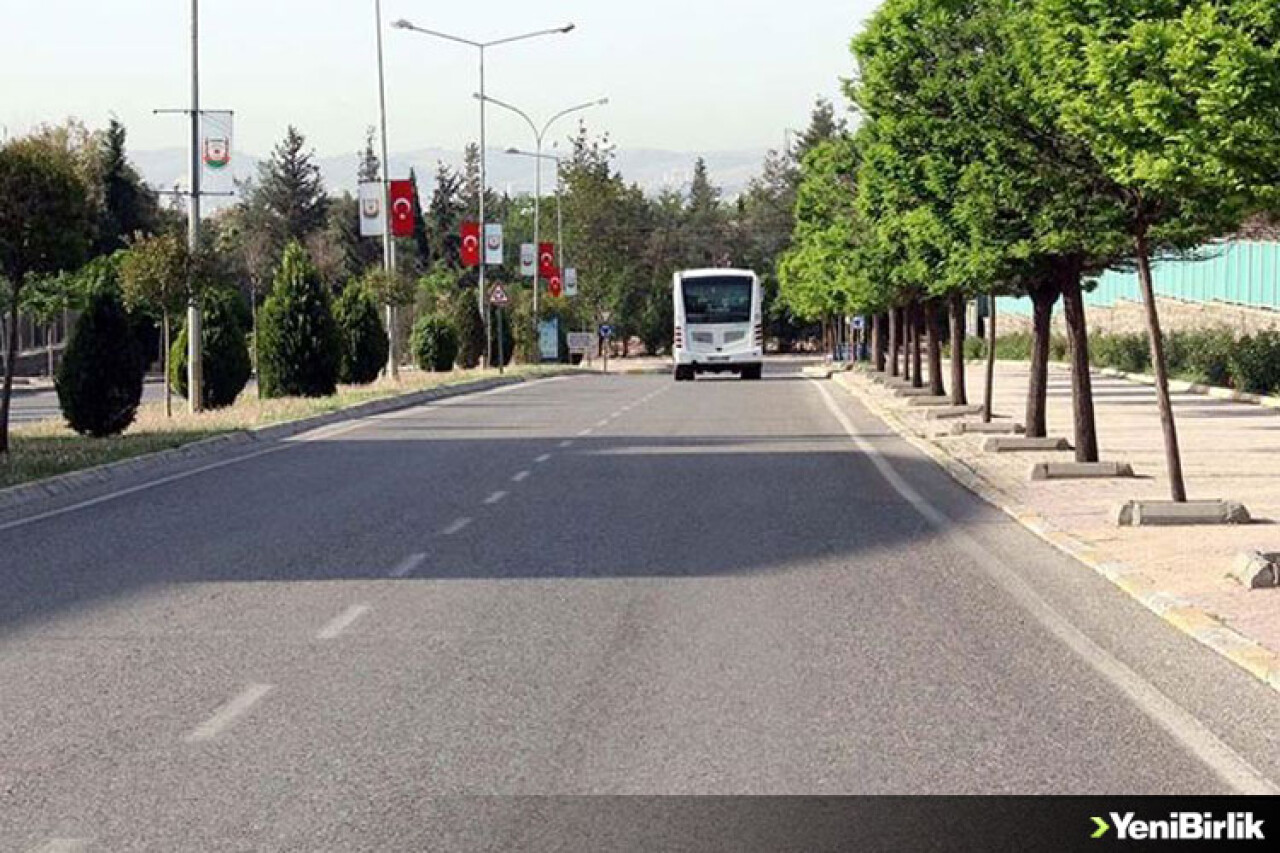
(131, 146), (770, 209)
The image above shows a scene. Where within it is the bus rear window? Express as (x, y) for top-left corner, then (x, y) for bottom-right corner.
(682, 278), (752, 325)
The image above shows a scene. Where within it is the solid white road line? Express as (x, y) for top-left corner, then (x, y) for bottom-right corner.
(442, 517), (473, 536)
(534, 454), (552, 464)
(316, 604), (371, 641)
(512, 471), (531, 483)
(184, 684), (273, 744)
(389, 552), (426, 579)
(810, 379), (1279, 796)
(0, 378), (560, 535)
(29, 840), (89, 853)
(484, 490), (509, 506)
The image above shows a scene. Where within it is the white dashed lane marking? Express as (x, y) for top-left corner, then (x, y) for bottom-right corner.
(442, 517), (473, 536)
(512, 471), (531, 483)
(484, 490), (509, 505)
(316, 605), (371, 641)
(30, 840), (90, 853)
(389, 552), (426, 579)
(184, 684), (273, 744)
(535, 454), (552, 464)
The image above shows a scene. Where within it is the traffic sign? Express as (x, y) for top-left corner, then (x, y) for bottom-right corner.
(488, 284), (510, 307)
(599, 324), (615, 339)
(567, 332), (593, 354)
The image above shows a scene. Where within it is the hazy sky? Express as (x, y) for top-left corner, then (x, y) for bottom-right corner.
(0, 1), (877, 158)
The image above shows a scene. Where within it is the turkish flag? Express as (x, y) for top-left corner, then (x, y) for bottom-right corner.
(547, 270), (563, 298)
(538, 242), (557, 279)
(389, 180), (415, 237)
(461, 222), (481, 268)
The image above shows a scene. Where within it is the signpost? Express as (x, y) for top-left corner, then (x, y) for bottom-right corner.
(489, 284), (510, 375)
(599, 324), (614, 374)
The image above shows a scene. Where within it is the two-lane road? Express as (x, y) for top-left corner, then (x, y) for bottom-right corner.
(3, 362), (1280, 850)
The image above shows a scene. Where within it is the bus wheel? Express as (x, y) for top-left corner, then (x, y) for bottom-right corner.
(674, 365), (694, 382)
(741, 365), (763, 381)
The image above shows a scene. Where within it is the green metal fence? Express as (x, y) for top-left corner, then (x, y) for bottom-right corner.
(998, 240), (1280, 316)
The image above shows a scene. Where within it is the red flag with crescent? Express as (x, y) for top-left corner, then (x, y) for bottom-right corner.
(547, 269), (563, 298)
(461, 221), (481, 268)
(389, 180), (416, 237)
(538, 242), (557, 279)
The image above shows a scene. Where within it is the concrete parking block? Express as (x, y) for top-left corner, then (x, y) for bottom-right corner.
(904, 395), (955, 408)
(924, 405), (986, 420)
(1029, 461), (1135, 481)
(949, 421), (1025, 436)
(982, 436), (1072, 453)
(1115, 499), (1252, 527)
(1231, 552), (1280, 590)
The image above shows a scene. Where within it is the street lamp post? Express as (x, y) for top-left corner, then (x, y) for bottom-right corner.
(392, 19), (575, 368)
(373, 0), (399, 378)
(481, 95), (607, 346)
(505, 147), (564, 284)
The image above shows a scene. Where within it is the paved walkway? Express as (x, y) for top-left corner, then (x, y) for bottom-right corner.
(838, 359), (1280, 684)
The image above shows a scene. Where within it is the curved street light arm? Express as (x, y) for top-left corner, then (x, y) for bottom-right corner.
(475, 93), (539, 140)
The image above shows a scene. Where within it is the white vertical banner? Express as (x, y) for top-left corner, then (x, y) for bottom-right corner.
(564, 267), (579, 297)
(520, 243), (536, 278)
(485, 224), (504, 266)
(358, 182), (386, 237)
(199, 110), (235, 193)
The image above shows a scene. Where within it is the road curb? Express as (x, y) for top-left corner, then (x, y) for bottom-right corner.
(833, 368), (1280, 698)
(0, 370), (572, 516)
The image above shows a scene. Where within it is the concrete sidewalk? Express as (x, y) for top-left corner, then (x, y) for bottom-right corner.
(837, 360), (1280, 691)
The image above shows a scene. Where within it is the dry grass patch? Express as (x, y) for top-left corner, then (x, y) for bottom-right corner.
(1, 365), (568, 490)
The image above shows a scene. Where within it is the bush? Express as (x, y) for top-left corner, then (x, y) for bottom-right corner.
(450, 295), (486, 369)
(333, 281), (389, 385)
(257, 242), (341, 399)
(1090, 332), (1150, 374)
(170, 288), (252, 409)
(56, 290), (145, 437)
(1228, 331), (1280, 395)
(411, 314), (459, 372)
(1169, 328), (1234, 387)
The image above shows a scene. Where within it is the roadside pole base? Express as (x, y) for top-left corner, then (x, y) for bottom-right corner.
(924, 405), (986, 421)
(950, 421), (1024, 436)
(982, 436), (1072, 453)
(1115, 500), (1252, 527)
(1029, 461), (1135, 482)
(1230, 552), (1280, 589)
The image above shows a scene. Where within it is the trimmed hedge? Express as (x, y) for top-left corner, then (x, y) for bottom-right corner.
(975, 326), (1280, 396)
(56, 291), (146, 437)
(411, 314), (459, 373)
(170, 288), (253, 410)
(334, 281), (390, 385)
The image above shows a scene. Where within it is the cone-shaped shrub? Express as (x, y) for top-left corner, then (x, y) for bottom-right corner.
(56, 290), (145, 437)
(411, 314), (459, 373)
(170, 287), (252, 409)
(334, 280), (389, 385)
(257, 242), (340, 398)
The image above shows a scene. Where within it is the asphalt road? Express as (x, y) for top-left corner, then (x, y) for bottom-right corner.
(7, 380), (169, 426)
(3, 361), (1280, 850)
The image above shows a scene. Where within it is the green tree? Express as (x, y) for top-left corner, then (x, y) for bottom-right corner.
(97, 119), (159, 253)
(1031, 0), (1280, 500)
(257, 242), (341, 398)
(120, 232), (198, 417)
(0, 137), (94, 453)
(170, 287), (252, 409)
(249, 126), (329, 253)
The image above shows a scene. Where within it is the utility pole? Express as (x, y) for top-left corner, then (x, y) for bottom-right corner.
(187, 0), (204, 413)
(374, 0), (399, 379)
(479, 45), (490, 367)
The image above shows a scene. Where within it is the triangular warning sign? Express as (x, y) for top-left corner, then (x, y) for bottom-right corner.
(488, 284), (510, 306)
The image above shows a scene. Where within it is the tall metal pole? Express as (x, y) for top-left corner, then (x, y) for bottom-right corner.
(532, 139), (542, 359)
(479, 46), (491, 367)
(187, 0), (204, 413)
(374, 0), (399, 378)
(555, 158), (564, 270)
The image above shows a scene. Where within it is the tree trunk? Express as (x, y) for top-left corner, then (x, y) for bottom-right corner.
(925, 300), (946, 398)
(888, 307), (900, 377)
(984, 293), (997, 423)
(903, 305), (915, 385)
(949, 292), (967, 406)
(0, 289), (22, 454)
(1135, 233), (1187, 502)
(163, 310), (172, 418)
(1060, 262), (1099, 463)
(1025, 284), (1059, 439)
(911, 302), (924, 390)
(871, 314), (885, 371)
(47, 325), (55, 378)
